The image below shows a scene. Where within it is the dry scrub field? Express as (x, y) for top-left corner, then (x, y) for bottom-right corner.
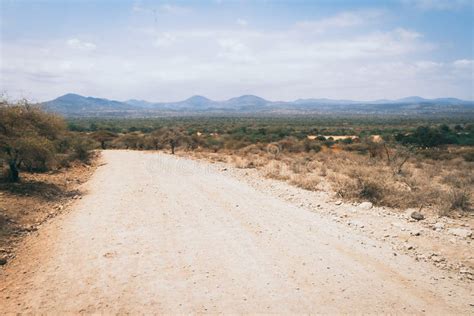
(185, 144), (473, 217)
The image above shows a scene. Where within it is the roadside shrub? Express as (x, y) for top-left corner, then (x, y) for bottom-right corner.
(113, 133), (144, 149)
(91, 130), (117, 149)
(239, 144), (263, 155)
(290, 173), (320, 190)
(70, 136), (97, 162)
(205, 137), (224, 152)
(0, 101), (97, 181)
(18, 137), (56, 172)
(0, 101), (65, 181)
(448, 189), (471, 212)
(358, 177), (383, 203)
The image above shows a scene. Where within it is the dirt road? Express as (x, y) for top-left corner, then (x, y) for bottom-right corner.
(1, 150), (472, 313)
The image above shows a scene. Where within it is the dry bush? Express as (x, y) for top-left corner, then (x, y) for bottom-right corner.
(289, 159), (307, 174)
(319, 165), (327, 177)
(239, 144), (264, 155)
(234, 156), (252, 168)
(263, 160), (292, 181)
(448, 189), (471, 212)
(0, 101), (95, 182)
(278, 137), (305, 153)
(290, 172), (320, 190)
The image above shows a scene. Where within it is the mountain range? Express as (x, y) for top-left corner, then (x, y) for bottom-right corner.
(41, 93), (474, 117)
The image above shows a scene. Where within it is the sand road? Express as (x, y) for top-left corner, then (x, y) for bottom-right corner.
(0, 150), (472, 313)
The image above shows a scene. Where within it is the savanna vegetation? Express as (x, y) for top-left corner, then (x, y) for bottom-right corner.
(0, 100), (95, 182)
(65, 116), (474, 216)
(2, 103), (472, 216)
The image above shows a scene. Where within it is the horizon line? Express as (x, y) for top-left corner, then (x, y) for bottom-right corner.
(38, 92), (474, 104)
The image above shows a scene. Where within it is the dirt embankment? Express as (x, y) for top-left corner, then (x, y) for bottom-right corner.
(0, 150), (472, 314)
(0, 157), (99, 265)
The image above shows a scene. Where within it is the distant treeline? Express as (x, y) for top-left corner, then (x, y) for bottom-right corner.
(67, 117), (474, 148)
(395, 125), (474, 147)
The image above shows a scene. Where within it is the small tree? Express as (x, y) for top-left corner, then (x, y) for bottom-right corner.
(160, 129), (182, 154)
(114, 133), (143, 149)
(147, 130), (164, 150)
(0, 100), (66, 182)
(91, 130), (117, 149)
(70, 135), (96, 162)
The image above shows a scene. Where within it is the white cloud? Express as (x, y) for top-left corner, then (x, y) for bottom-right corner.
(415, 60), (442, 70)
(237, 18), (248, 26)
(217, 38), (256, 62)
(159, 4), (191, 15)
(153, 32), (176, 48)
(1, 9), (472, 101)
(453, 59), (474, 69)
(296, 10), (383, 33)
(393, 28), (421, 40)
(66, 38), (96, 51)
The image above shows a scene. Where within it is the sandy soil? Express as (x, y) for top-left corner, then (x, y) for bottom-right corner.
(0, 150), (472, 313)
(0, 158), (98, 263)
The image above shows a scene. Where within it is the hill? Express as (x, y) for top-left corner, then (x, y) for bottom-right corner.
(41, 93), (474, 117)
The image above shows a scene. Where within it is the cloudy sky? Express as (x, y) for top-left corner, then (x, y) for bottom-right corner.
(1, 0), (473, 102)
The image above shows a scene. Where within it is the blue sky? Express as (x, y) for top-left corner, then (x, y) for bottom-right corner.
(1, 0), (473, 102)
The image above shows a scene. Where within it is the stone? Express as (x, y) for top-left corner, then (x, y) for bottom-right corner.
(347, 220), (365, 228)
(448, 228), (472, 238)
(358, 202), (373, 210)
(459, 268), (474, 280)
(459, 268), (471, 274)
(335, 200), (342, 206)
(0, 257), (7, 265)
(433, 222), (445, 231)
(410, 211), (425, 221)
(432, 255), (445, 263)
(410, 229), (422, 236)
(416, 254), (426, 261)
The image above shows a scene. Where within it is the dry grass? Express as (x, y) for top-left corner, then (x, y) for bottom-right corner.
(189, 145), (473, 216)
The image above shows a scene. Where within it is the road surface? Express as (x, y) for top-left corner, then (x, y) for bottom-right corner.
(0, 150), (472, 313)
